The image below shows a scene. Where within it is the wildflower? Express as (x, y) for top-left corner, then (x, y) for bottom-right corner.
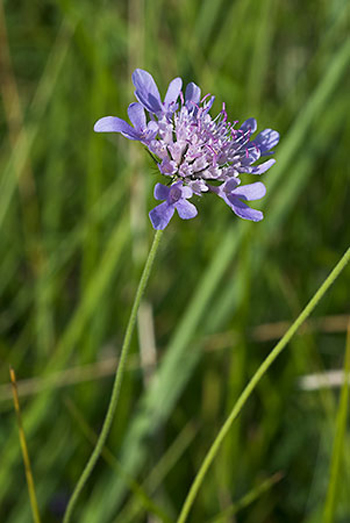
(94, 102), (158, 142)
(149, 181), (198, 230)
(210, 179), (266, 222)
(94, 69), (279, 230)
(132, 69), (183, 117)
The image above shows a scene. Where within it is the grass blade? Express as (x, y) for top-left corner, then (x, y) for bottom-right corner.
(177, 246), (350, 523)
(10, 367), (41, 523)
(323, 322), (350, 522)
(207, 472), (283, 523)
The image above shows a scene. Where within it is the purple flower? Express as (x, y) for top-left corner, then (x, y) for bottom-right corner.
(132, 69), (182, 117)
(149, 182), (198, 230)
(252, 128), (280, 156)
(185, 82), (201, 108)
(211, 179), (266, 222)
(94, 69), (280, 229)
(94, 102), (157, 143)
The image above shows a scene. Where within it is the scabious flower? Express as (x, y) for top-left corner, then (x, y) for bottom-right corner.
(94, 69), (279, 230)
(149, 181), (198, 230)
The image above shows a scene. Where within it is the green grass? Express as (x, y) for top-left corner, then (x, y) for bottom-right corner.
(1, 0), (350, 522)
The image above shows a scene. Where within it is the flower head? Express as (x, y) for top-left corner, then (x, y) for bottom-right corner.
(94, 69), (279, 230)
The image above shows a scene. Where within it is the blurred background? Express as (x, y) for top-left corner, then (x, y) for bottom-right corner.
(1, 0), (350, 521)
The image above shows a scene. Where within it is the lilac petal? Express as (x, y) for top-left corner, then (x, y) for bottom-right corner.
(164, 77), (183, 109)
(240, 118), (257, 134)
(188, 179), (208, 194)
(93, 116), (140, 140)
(231, 182), (266, 201)
(251, 159), (276, 175)
(230, 200), (264, 222)
(154, 183), (170, 201)
(253, 129), (280, 155)
(147, 121), (158, 133)
(203, 95), (215, 114)
(181, 185), (193, 199)
(175, 199), (198, 220)
(207, 184), (220, 195)
(159, 159), (177, 176)
(185, 82), (201, 106)
(127, 103), (146, 131)
(241, 146), (261, 166)
(149, 201), (175, 230)
(224, 178), (240, 192)
(141, 121), (158, 143)
(132, 69), (162, 114)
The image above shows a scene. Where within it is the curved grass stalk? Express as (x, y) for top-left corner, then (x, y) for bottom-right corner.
(177, 246), (350, 523)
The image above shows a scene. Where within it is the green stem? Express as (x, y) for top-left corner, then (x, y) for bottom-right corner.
(177, 246), (350, 523)
(323, 322), (350, 523)
(63, 229), (163, 523)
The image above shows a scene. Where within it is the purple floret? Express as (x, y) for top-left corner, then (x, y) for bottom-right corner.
(149, 182), (198, 230)
(94, 102), (157, 143)
(211, 179), (267, 222)
(132, 69), (182, 118)
(94, 68), (280, 229)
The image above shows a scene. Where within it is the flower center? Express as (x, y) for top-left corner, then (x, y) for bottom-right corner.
(169, 186), (182, 203)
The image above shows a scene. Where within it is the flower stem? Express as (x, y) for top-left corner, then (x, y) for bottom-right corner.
(177, 246), (350, 523)
(63, 229), (163, 523)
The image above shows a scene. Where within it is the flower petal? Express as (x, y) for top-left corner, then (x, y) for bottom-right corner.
(147, 121), (159, 134)
(149, 202), (175, 230)
(127, 102), (146, 131)
(251, 159), (276, 175)
(132, 69), (162, 114)
(202, 95), (215, 114)
(224, 178), (240, 192)
(253, 129), (280, 155)
(231, 182), (266, 201)
(240, 145), (261, 166)
(230, 200), (264, 221)
(93, 116), (140, 140)
(188, 179), (208, 194)
(181, 185), (193, 199)
(175, 199), (198, 220)
(159, 158), (177, 176)
(154, 183), (170, 201)
(164, 77), (183, 109)
(240, 118), (257, 134)
(185, 82), (201, 107)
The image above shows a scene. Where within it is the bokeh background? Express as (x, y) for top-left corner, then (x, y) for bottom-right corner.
(1, 0), (350, 522)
